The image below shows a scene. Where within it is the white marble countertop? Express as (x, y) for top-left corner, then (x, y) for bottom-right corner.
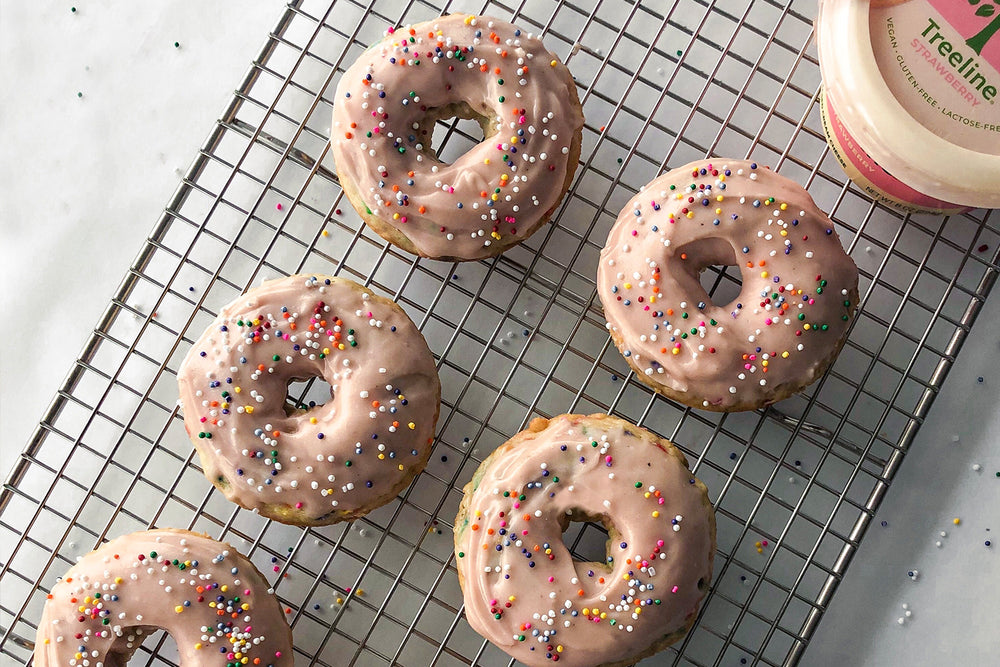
(1, 2), (997, 665)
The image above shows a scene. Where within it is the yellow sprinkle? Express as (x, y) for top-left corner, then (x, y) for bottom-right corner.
(322, 229), (329, 236)
(75, 653), (83, 660)
(310, 417), (318, 424)
(550, 59), (558, 66)
(719, 174), (726, 181)
(491, 193), (499, 201)
(652, 511), (660, 518)
(115, 577), (123, 584)
(44, 639), (50, 645)
(336, 597), (344, 604)
(408, 422), (416, 429)
(393, 213), (400, 220)
(762, 360), (768, 367)
(781, 351), (789, 358)
(484, 158), (490, 165)
(761, 271), (769, 278)
(671, 348), (680, 355)
(508, 595), (516, 602)
(780, 229), (788, 236)
(624, 282), (632, 289)
(582, 608), (590, 616)
(953, 517), (961, 525)
(323, 348), (330, 355)
(175, 605), (184, 613)
(600, 612), (607, 619)
(338, 343), (346, 350)
(686, 211), (694, 218)
(195, 643), (202, 650)
(803, 323), (811, 330)
(245, 406), (254, 414)
(398, 464), (404, 471)
(221, 585), (228, 592)
(378, 453), (385, 460)
(780, 202), (788, 210)
(644, 492), (651, 498)
(234, 387), (241, 393)
(464, 16), (473, 25)
(716, 197), (723, 204)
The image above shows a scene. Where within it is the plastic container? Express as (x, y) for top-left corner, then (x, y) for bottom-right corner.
(816, 0), (1000, 214)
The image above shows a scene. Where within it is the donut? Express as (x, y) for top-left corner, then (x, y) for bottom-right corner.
(454, 413), (715, 667)
(177, 274), (441, 525)
(597, 160), (860, 411)
(330, 13), (584, 261)
(34, 528), (292, 667)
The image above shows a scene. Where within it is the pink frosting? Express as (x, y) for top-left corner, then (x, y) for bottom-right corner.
(331, 14), (584, 260)
(177, 275), (440, 524)
(455, 414), (714, 667)
(597, 160), (859, 410)
(34, 529), (292, 667)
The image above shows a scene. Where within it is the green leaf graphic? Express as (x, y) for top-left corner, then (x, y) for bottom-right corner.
(976, 4), (995, 17)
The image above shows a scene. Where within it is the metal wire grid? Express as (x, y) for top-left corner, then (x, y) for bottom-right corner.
(2, 0), (998, 665)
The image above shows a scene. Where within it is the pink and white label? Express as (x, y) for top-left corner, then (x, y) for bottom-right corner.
(823, 95), (966, 212)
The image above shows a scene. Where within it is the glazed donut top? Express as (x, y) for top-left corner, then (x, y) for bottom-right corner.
(455, 414), (715, 667)
(177, 275), (440, 524)
(331, 13), (584, 260)
(34, 529), (292, 667)
(597, 160), (859, 410)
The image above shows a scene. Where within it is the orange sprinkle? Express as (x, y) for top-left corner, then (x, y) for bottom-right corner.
(344, 132), (353, 139)
(759, 260), (766, 266)
(666, 309), (674, 316)
(257, 364), (266, 371)
(272, 430), (280, 438)
(372, 401), (380, 408)
(471, 524), (480, 531)
(418, 206), (426, 214)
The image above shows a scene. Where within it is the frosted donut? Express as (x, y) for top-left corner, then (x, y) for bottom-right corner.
(597, 160), (859, 411)
(177, 274), (440, 526)
(454, 413), (715, 667)
(331, 13), (584, 261)
(34, 528), (292, 667)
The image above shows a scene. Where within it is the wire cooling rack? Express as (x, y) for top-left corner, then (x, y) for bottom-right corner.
(2, 0), (998, 665)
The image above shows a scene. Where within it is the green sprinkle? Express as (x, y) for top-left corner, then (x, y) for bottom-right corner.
(816, 287), (824, 294)
(681, 312), (689, 319)
(272, 354), (280, 361)
(798, 313), (805, 320)
(497, 78), (504, 85)
(345, 460), (352, 467)
(498, 96), (505, 102)
(174, 41), (180, 48)
(458, 551), (465, 558)
(150, 551), (157, 558)
(634, 481), (642, 488)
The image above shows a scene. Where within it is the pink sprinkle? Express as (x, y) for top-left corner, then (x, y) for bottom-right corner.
(605, 455), (612, 463)
(387, 27), (394, 33)
(548, 576), (554, 582)
(499, 521), (507, 527)
(522, 529), (529, 535)
(809, 298), (815, 305)
(762, 540), (768, 547)
(765, 318), (773, 325)
(513, 502), (520, 509)
(346, 587), (352, 593)
(744, 364), (752, 370)
(448, 187), (454, 193)
(273, 566), (280, 572)
(631, 230), (638, 236)
(200, 417), (207, 423)
(295, 502), (303, 509)
(524, 623), (532, 629)
(657, 540), (664, 547)
(643, 305), (650, 311)
(373, 127), (380, 133)
(671, 586), (679, 593)
(275, 652), (282, 658)
(490, 599), (498, 605)
(276, 203), (283, 211)
(658, 498), (664, 505)
(518, 115), (526, 124)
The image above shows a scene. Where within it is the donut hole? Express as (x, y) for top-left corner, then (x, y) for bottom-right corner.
(285, 376), (334, 413)
(672, 237), (743, 310)
(560, 510), (615, 569)
(424, 101), (497, 164)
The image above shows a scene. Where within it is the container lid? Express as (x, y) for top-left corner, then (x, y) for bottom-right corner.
(816, 0), (1000, 210)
